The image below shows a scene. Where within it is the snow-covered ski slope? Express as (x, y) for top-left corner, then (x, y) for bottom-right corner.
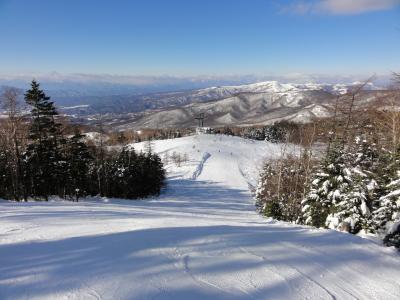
(1, 134), (400, 300)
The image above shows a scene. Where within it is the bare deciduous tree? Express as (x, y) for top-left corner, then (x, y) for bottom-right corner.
(0, 88), (27, 200)
(373, 76), (400, 153)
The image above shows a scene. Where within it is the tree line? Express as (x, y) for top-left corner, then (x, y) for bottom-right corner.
(0, 81), (165, 201)
(214, 122), (293, 143)
(255, 77), (400, 249)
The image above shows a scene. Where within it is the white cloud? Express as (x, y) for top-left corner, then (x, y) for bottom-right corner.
(284, 0), (400, 15)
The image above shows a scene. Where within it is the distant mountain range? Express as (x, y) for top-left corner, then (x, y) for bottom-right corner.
(0, 79), (390, 129)
(55, 80), (381, 114)
(109, 81), (388, 130)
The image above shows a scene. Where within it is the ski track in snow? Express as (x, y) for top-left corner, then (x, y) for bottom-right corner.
(0, 134), (400, 300)
(191, 152), (211, 180)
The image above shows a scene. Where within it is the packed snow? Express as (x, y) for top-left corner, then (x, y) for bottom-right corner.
(1, 134), (400, 300)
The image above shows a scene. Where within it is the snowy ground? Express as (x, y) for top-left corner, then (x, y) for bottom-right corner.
(1, 134), (400, 299)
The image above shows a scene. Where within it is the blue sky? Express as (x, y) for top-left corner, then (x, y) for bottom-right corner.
(0, 0), (400, 78)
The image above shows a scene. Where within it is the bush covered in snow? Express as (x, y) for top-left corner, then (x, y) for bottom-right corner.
(255, 151), (314, 222)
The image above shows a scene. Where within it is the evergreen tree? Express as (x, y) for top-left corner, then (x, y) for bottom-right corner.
(102, 147), (165, 199)
(0, 81), (166, 202)
(135, 152), (165, 197)
(371, 150), (400, 248)
(380, 171), (400, 248)
(255, 163), (283, 218)
(64, 130), (93, 201)
(301, 144), (352, 228)
(255, 163), (273, 210)
(242, 127), (265, 140)
(326, 138), (379, 233)
(24, 80), (64, 200)
(264, 125), (286, 143)
(111, 147), (139, 198)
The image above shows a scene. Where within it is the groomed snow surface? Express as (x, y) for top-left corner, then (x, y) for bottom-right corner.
(1, 134), (400, 300)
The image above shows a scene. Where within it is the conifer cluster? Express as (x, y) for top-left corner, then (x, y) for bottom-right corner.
(255, 137), (400, 249)
(0, 81), (165, 201)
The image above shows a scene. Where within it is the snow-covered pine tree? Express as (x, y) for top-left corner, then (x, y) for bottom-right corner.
(242, 127), (265, 140)
(372, 150), (400, 248)
(326, 137), (380, 233)
(264, 125), (286, 143)
(381, 171), (400, 248)
(24, 80), (64, 200)
(301, 144), (352, 228)
(254, 163), (269, 211)
(254, 163), (282, 218)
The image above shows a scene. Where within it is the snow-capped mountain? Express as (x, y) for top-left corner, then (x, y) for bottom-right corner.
(112, 89), (334, 129)
(173, 80), (382, 96)
(57, 80), (383, 121)
(4, 80), (378, 129)
(88, 81), (383, 130)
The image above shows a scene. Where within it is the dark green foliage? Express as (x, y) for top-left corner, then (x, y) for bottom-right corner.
(325, 138), (381, 234)
(383, 230), (400, 249)
(301, 144), (351, 228)
(104, 148), (165, 199)
(23, 80), (64, 200)
(243, 127), (265, 140)
(233, 123), (288, 142)
(371, 150), (400, 233)
(264, 124), (287, 143)
(63, 130), (94, 201)
(264, 200), (283, 220)
(0, 80), (166, 202)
